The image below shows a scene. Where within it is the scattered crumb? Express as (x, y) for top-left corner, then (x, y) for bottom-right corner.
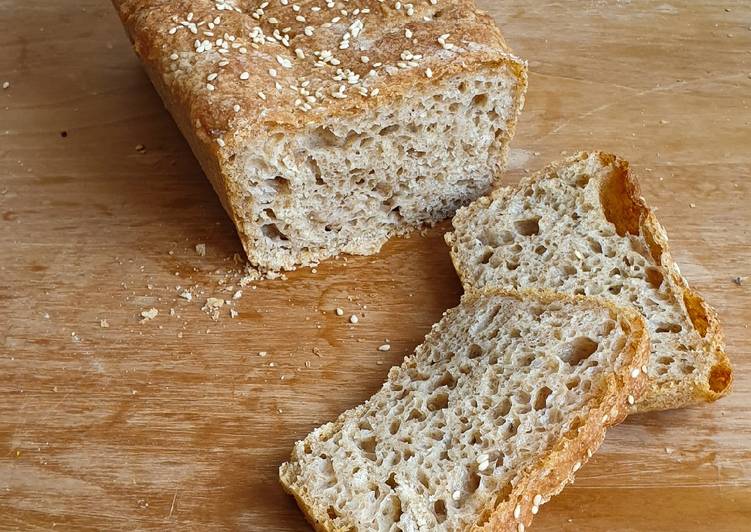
(202, 297), (224, 321)
(258, 351), (268, 357)
(230, 309), (239, 318)
(140, 308), (158, 322)
(232, 289), (243, 299)
(304, 360), (311, 368)
(169, 308), (176, 316)
(665, 447), (675, 454)
(732, 276), (744, 286)
(335, 307), (344, 316)
(349, 315), (359, 324)
(378, 344), (391, 352)
(689, 203), (696, 208)
(177, 331), (183, 338)
(2, 81), (10, 90)
(178, 290), (193, 301)
(43, 312), (50, 319)
(269, 362), (275, 367)
(195, 243), (206, 256)
(312, 347), (322, 357)
(660, 119), (669, 124)
(135, 144), (146, 153)
(99, 319), (109, 328)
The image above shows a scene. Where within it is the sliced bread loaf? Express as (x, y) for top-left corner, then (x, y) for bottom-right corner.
(280, 289), (649, 531)
(446, 151), (732, 412)
(113, 0), (527, 271)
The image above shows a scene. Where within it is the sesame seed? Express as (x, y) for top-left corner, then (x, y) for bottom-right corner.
(349, 314), (359, 324)
(531, 506), (538, 515)
(304, 26), (314, 36)
(296, 15), (306, 22)
(170, 53), (179, 60)
(295, 48), (305, 59)
(216, 138), (225, 147)
(371, 88), (380, 96)
(206, 83), (215, 91)
(517, 524), (525, 532)
(478, 460), (489, 472)
(477, 453), (488, 463)
(430, 0), (437, 4)
(268, 17), (279, 24)
(641, 364), (648, 373)
(405, 29), (412, 38)
(207, 73), (218, 81)
(233, 104), (241, 112)
(513, 504), (521, 519)
(240, 71), (250, 80)
(425, 68), (433, 78)
(627, 394), (635, 405)
(277, 55), (293, 68)
(268, 68), (278, 77)
(630, 367), (641, 378)
(572, 461), (581, 472)
(602, 414), (609, 423)
(533, 494), (542, 506)
(258, 91), (267, 100)
(361, 56), (370, 63)
(218, 59), (230, 66)
(452, 490), (461, 501)
(587, 449), (593, 458)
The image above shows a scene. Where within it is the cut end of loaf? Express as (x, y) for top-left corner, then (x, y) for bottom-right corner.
(230, 65), (525, 271)
(279, 289), (648, 531)
(447, 151), (732, 412)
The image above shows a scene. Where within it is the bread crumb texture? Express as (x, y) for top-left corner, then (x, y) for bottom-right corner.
(113, 0), (527, 270)
(280, 290), (647, 531)
(447, 151), (732, 412)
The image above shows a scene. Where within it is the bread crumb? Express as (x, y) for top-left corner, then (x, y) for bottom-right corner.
(232, 289), (243, 299)
(2, 81), (9, 90)
(258, 351), (268, 357)
(135, 144), (146, 153)
(99, 319), (109, 328)
(195, 243), (206, 256)
(665, 447), (675, 454)
(378, 344), (391, 352)
(335, 307), (344, 316)
(732, 276), (744, 286)
(230, 309), (239, 318)
(178, 290), (193, 301)
(140, 308), (158, 322)
(689, 203), (696, 208)
(349, 315), (359, 324)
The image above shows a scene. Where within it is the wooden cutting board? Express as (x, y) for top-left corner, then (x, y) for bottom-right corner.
(1, 1), (749, 530)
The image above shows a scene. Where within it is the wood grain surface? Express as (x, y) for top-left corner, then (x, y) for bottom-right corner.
(1, 1), (750, 530)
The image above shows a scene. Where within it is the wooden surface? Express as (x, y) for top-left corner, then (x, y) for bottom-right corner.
(1, 1), (750, 530)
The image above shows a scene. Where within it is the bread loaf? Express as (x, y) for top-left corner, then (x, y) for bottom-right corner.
(112, 0), (527, 270)
(446, 151), (732, 412)
(280, 288), (649, 531)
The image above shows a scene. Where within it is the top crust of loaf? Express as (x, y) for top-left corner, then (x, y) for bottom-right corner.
(112, 0), (526, 153)
(446, 151), (732, 412)
(280, 288), (650, 532)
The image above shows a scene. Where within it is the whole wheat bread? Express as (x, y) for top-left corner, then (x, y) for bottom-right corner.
(446, 151), (732, 412)
(280, 289), (649, 531)
(112, 0), (527, 271)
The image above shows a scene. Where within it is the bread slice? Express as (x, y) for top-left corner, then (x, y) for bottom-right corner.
(112, 0), (527, 271)
(446, 152), (732, 412)
(280, 289), (649, 531)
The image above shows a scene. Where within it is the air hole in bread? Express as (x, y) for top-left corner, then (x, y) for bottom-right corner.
(326, 506), (338, 519)
(379, 124), (400, 136)
(433, 499), (448, 523)
(359, 436), (376, 457)
(561, 264), (577, 277)
(493, 397), (511, 419)
(389, 419), (401, 435)
(436, 371), (457, 390)
(588, 238), (603, 254)
(466, 470), (481, 494)
(534, 386), (552, 410)
(576, 173), (591, 188)
(560, 337), (598, 365)
(471, 93), (488, 108)
(261, 223), (289, 241)
(479, 249), (493, 264)
(506, 261), (519, 271)
(311, 126), (340, 147)
(599, 166), (643, 236)
(534, 245), (547, 255)
(514, 217), (540, 236)
(683, 291), (709, 336)
(427, 392), (449, 411)
(407, 408), (427, 422)
(467, 343), (482, 359)
(709, 361), (732, 394)
(655, 323), (681, 334)
(608, 285), (623, 295)
(645, 266), (664, 289)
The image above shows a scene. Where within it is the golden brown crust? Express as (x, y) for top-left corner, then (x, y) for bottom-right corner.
(446, 151), (733, 413)
(279, 288), (650, 532)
